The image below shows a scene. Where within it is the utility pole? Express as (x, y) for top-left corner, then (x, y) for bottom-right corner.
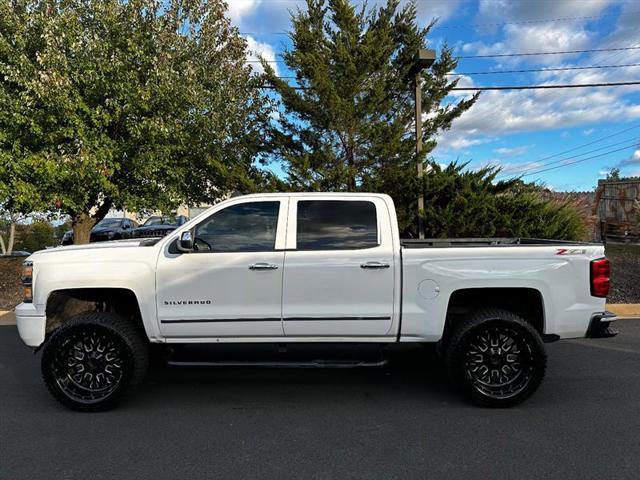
(412, 49), (436, 239)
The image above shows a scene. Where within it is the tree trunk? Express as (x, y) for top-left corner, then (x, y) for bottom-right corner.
(72, 213), (96, 245)
(7, 222), (15, 254)
(0, 233), (5, 255)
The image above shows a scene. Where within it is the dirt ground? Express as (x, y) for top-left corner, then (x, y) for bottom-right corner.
(0, 257), (23, 310)
(0, 244), (638, 310)
(605, 243), (640, 304)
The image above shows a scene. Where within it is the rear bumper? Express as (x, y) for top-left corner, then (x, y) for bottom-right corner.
(586, 311), (618, 338)
(15, 303), (46, 347)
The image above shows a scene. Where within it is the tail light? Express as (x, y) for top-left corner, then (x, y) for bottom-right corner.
(590, 258), (610, 298)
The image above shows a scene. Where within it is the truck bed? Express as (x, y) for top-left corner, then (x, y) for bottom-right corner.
(400, 237), (599, 248)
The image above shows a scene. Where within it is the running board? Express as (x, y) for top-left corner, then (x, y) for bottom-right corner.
(167, 359), (389, 369)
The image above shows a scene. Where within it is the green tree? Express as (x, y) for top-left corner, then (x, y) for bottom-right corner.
(0, 156), (45, 254)
(263, 0), (477, 233)
(14, 220), (55, 253)
(0, 0), (272, 244)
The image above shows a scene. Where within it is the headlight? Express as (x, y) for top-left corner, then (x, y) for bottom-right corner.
(21, 261), (33, 303)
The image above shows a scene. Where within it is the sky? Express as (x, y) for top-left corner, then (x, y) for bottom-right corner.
(229, 0), (640, 192)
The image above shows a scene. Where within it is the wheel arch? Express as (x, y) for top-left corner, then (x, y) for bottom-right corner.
(45, 288), (149, 339)
(441, 287), (545, 346)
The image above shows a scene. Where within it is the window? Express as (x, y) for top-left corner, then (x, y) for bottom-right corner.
(194, 202), (280, 252)
(296, 200), (378, 250)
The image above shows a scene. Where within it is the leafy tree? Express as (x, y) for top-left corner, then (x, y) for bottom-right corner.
(263, 0), (478, 233)
(0, 0), (272, 244)
(0, 159), (45, 254)
(14, 220), (55, 253)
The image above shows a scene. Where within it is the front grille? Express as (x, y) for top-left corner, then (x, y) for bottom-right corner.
(135, 228), (174, 238)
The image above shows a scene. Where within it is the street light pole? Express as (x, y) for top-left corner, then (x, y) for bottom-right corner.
(412, 49), (436, 239)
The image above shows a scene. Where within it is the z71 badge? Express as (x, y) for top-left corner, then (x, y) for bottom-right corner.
(555, 248), (587, 255)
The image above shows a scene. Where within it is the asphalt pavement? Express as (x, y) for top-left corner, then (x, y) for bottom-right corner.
(2, 321), (640, 480)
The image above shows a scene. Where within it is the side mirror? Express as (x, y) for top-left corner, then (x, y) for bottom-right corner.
(177, 230), (194, 252)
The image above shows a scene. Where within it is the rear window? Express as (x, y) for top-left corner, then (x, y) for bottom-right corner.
(296, 200), (378, 250)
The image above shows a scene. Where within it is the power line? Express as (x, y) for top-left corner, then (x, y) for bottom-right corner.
(433, 11), (640, 29)
(456, 46), (640, 59)
(504, 123), (640, 170)
(261, 62), (640, 76)
(265, 79), (640, 90)
(497, 123), (640, 178)
(248, 45), (640, 63)
(446, 63), (640, 76)
(451, 81), (640, 91)
(500, 137), (640, 175)
(521, 143), (639, 177)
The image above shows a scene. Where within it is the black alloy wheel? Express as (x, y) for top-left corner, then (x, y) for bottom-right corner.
(42, 313), (148, 412)
(446, 308), (547, 407)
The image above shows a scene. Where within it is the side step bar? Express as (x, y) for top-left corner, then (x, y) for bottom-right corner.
(167, 359), (389, 369)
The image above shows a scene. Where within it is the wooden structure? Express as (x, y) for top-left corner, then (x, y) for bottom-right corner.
(593, 178), (640, 243)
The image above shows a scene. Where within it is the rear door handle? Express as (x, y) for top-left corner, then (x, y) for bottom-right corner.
(249, 262), (279, 271)
(360, 261), (390, 269)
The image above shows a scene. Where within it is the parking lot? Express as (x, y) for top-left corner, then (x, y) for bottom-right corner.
(2, 321), (640, 480)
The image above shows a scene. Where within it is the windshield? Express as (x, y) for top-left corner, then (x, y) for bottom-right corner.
(95, 218), (122, 228)
(143, 216), (177, 226)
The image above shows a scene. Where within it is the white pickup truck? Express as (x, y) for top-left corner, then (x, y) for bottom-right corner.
(16, 193), (617, 411)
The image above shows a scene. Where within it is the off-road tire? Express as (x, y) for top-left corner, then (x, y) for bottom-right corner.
(41, 312), (149, 412)
(445, 308), (547, 407)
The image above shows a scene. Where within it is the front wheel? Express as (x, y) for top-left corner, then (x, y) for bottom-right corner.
(445, 308), (547, 407)
(41, 312), (149, 412)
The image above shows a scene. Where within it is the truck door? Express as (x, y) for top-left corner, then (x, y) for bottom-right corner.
(156, 197), (288, 339)
(281, 197), (396, 337)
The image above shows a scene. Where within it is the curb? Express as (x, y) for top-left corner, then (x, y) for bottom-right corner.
(0, 310), (15, 326)
(607, 304), (640, 319)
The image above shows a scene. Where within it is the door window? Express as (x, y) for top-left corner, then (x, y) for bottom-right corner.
(296, 200), (378, 250)
(194, 201), (280, 252)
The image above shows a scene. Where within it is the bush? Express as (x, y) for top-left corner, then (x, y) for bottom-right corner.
(411, 162), (587, 240)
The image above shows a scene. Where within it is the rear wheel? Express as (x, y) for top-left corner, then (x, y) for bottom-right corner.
(445, 308), (546, 407)
(41, 312), (148, 411)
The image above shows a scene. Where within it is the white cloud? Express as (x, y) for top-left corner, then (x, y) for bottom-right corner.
(404, 0), (465, 24)
(475, 159), (545, 175)
(583, 129), (595, 136)
(475, 0), (614, 26)
(436, 132), (494, 150)
(228, 0), (263, 27)
(245, 35), (279, 75)
(494, 145), (533, 156)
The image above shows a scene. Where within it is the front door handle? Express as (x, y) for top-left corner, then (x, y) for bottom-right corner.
(360, 261), (390, 269)
(249, 262), (279, 271)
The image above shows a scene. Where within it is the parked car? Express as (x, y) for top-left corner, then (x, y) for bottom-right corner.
(60, 218), (139, 245)
(130, 215), (188, 239)
(0, 250), (31, 257)
(16, 193), (616, 411)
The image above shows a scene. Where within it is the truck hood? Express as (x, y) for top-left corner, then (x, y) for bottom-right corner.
(29, 238), (161, 260)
